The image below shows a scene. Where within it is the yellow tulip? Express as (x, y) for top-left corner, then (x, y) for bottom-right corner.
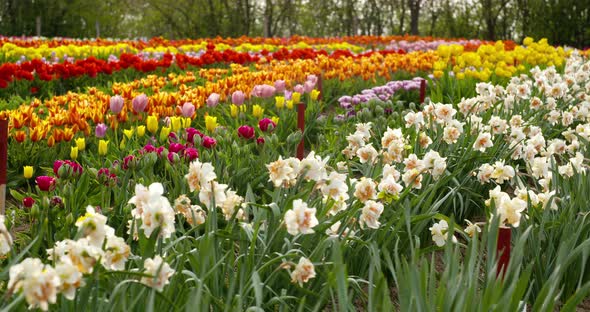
(124, 129), (134, 140)
(170, 116), (181, 131)
(120, 139), (126, 149)
(275, 96), (285, 109)
(286, 100), (294, 110)
(310, 90), (320, 101)
(136, 125), (146, 137)
(75, 138), (86, 151)
(230, 104), (239, 118)
(291, 92), (301, 104)
(160, 126), (171, 141)
(98, 140), (109, 156)
(271, 116), (280, 125)
(252, 104), (264, 119)
(205, 116), (218, 132)
(182, 117), (192, 128)
(23, 166), (33, 179)
(70, 146), (78, 160)
(146, 115), (158, 134)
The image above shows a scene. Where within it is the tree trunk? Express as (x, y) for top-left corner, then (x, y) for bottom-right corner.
(399, 0), (406, 33)
(409, 0), (420, 35)
(264, 0), (273, 37)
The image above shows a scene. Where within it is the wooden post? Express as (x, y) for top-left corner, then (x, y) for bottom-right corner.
(297, 103), (305, 160)
(497, 226), (511, 278)
(95, 21), (100, 38)
(419, 79), (426, 104)
(0, 119), (8, 215)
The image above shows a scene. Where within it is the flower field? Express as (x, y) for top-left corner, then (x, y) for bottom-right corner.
(0, 35), (589, 311)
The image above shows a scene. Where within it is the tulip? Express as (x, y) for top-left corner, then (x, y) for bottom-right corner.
(256, 137), (265, 145)
(183, 148), (199, 161)
(122, 155), (137, 170)
(238, 125), (255, 140)
(70, 146), (78, 160)
(75, 138), (86, 151)
(95, 123), (108, 138)
(286, 100), (294, 110)
(109, 95), (124, 114)
(98, 140), (109, 156)
(275, 96), (285, 109)
(186, 128), (203, 144)
(252, 105), (264, 119)
(160, 127), (171, 142)
(132, 94), (148, 113)
(36, 176), (56, 192)
(230, 104), (239, 118)
(274, 80), (286, 93)
(146, 115), (158, 134)
(311, 90), (320, 101)
(291, 92), (301, 104)
(232, 91), (246, 106)
(205, 116), (218, 132)
(169, 143), (185, 154)
(23, 197), (35, 208)
(271, 116), (280, 125)
(303, 81), (315, 93)
(202, 136), (217, 149)
(182, 117), (192, 128)
(137, 125), (146, 137)
(293, 84), (304, 94)
(306, 74), (318, 84)
(252, 85), (276, 98)
(170, 116), (181, 132)
(124, 129), (134, 140)
(259, 118), (276, 132)
(206, 93), (220, 107)
(167, 152), (180, 163)
(23, 166), (34, 179)
(181, 102), (195, 118)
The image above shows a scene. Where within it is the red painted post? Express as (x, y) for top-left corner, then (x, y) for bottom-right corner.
(419, 79), (426, 104)
(497, 226), (511, 278)
(317, 74), (323, 101)
(0, 119), (8, 214)
(297, 103), (305, 160)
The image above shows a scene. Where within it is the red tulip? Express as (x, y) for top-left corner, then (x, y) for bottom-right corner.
(23, 197), (35, 208)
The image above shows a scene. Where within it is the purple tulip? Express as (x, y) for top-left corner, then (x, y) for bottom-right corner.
(95, 123), (108, 138)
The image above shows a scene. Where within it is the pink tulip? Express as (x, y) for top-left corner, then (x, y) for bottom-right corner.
(306, 74), (318, 84)
(232, 91), (246, 106)
(109, 95), (124, 114)
(293, 84), (304, 94)
(303, 81), (315, 94)
(36, 176), (56, 191)
(207, 93), (220, 107)
(274, 80), (286, 93)
(258, 118), (276, 132)
(181, 102), (195, 118)
(252, 85), (276, 98)
(202, 136), (217, 149)
(237, 125), (255, 140)
(132, 94), (148, 113)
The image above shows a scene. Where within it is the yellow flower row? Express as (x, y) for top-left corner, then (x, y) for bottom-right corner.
(434, 38), (570, 80)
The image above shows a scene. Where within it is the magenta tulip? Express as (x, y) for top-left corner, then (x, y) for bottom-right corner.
(237, 125), (255, 140)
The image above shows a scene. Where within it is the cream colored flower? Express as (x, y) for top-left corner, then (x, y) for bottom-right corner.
(464, 220), (481, 238)
(429, 220), (456, 247)
(359, 200), (384, 229)
(55, 258), (84, 300)
(267, 156), (295, 187)
(353, 177), (377, 202)
(290, 257), (316, 286)
(75, 206), (110, 247)
(0, 215), (12, 255)
(8, 258), (60, 311)
(284, 199), (318, 235)
(103, 235), (131, 271)
(185, 160), (217, 192)
(473, 132), (493, 152)
(141, 255), (175, 292)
